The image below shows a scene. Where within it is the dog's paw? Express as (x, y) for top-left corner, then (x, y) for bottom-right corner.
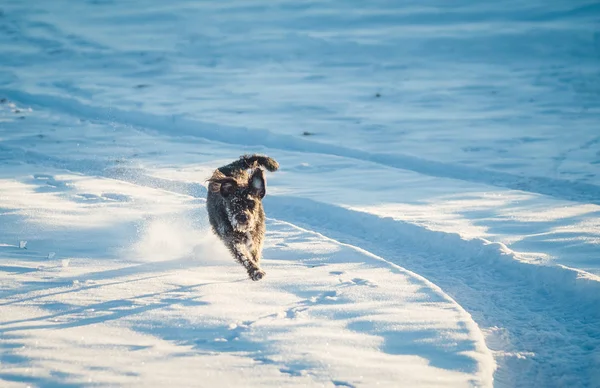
(249, 268), (266, 281)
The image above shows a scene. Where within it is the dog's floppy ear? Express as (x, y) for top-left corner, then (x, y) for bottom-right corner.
(248, 168), (266, 199)
(219, 179), (237, 198)
(208, 177), (237, 198)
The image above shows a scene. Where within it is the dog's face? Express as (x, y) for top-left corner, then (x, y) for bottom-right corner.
(210, 169), (266, 232)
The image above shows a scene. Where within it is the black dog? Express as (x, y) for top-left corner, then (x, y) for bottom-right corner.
(206, 155), (279, 281)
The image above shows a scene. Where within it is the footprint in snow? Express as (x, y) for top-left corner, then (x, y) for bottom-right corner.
(284, 306), (309, 319)
(101, 193), (131, 202)
(332, 380), (356, 388)
(74, 192), (131, 203)
(33, 174), (69, 190)
(344, 278), (377, 288)
(329, 270), (377, 288)
(310, 290), (339, 304)
(75, 193), (102, 202)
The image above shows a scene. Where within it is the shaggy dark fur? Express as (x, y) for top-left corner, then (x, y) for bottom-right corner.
(206, 154), (279, 281)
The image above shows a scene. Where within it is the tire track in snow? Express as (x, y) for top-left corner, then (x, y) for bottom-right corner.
(3, 89), (600, 204)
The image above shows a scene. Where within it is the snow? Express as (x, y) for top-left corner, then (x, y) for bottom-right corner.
(0, 169), (493, 387)
(1, 0), (599, 387)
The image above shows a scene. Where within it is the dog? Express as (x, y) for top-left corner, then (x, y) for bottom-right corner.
(206, 154), (279, 281)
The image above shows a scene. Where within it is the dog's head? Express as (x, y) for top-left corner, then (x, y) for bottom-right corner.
(208, 168), (266, 231)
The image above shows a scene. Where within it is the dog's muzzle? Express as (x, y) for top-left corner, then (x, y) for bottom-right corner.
(236, 213), (248, 225)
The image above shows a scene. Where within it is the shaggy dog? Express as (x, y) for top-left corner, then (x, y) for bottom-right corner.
(206, 154), (279, 281)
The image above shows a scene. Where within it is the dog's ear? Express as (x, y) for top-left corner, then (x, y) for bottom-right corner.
(220, 179), (237, 198)
(248, 168), (266, 199)
(208, 177), (237, 198)
(208, 181), (221, 193)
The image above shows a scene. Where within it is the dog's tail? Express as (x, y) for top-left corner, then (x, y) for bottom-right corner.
(217, 154), (279, 176)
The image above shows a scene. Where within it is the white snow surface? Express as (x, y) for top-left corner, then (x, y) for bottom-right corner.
(1, 1), (599, 387)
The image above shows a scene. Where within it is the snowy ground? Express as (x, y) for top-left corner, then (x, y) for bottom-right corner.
(1, 0), (599, 387)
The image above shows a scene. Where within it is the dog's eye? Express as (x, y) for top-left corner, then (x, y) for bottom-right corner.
(247, 201), (255, 210)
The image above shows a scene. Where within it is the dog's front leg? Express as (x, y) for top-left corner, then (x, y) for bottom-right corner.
(227, 242), (265, 281)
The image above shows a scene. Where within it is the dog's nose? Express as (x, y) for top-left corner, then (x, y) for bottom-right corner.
(236, 213), (248, 224)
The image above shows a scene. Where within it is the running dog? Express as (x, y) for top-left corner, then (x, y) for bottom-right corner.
(206, 154), (279, 281)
